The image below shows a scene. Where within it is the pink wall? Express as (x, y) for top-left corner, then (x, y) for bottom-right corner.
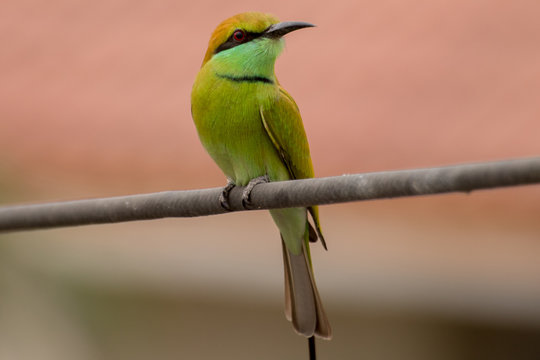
(1, 0), (539, 202)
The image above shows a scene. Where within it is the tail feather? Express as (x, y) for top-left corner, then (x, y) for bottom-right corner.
(283, 245), (293, 322)
(282, 240), (332, 339)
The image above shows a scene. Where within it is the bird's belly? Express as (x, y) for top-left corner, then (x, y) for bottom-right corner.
(210, 126), (272, 185)
(196, 103), (288, 186)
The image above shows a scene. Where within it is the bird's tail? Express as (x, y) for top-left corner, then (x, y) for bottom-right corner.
(282, 239), (332, 339)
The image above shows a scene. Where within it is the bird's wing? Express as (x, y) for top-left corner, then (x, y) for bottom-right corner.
(260, 87), (313, 180)
(259, 87), (326, 248)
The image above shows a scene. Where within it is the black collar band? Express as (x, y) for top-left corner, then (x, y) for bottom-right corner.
(216, 73), (274, 84)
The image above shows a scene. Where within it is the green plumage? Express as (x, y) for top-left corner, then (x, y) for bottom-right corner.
(191, 12), (331, 339)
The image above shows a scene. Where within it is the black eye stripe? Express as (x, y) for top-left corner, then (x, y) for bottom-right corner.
(214, 29), (265, 54)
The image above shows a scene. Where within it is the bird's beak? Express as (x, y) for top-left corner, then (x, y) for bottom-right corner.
(263, 21), (315, 39)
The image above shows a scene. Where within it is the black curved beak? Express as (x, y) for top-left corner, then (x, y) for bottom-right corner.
(263, 21), (315, 39)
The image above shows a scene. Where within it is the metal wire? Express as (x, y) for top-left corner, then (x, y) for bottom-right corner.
(1, 157), (540, 232)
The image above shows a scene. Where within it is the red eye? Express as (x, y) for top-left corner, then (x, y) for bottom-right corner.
(232, 29), (246, 42)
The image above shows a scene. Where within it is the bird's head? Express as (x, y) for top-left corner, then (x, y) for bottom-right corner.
(200, 12), (314, 78)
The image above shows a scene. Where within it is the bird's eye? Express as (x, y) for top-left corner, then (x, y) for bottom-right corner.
(232, 29), (246, 42)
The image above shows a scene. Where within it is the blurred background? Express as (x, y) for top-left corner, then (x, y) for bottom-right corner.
(1, 0), (540, 359)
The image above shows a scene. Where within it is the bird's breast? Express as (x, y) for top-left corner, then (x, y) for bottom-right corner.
(191, 69), (285, 185)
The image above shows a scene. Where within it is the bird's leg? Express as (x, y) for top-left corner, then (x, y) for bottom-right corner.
(241, 175), (269, 209)
(220, 180), (236, 211)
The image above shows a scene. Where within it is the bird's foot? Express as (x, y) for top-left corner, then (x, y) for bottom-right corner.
(220, 181), (236, 211)
(242, 175), (270, 209)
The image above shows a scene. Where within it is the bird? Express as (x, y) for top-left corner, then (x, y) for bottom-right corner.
(191, 12), (331, 341)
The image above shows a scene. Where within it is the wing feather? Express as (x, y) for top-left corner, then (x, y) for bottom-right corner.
(260, 87), (326, 248)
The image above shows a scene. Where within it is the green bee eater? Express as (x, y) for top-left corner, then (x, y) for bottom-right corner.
(191, 12), (331, 341)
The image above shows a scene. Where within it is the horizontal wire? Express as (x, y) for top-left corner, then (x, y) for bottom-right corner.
(1, 157), (540, 232)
